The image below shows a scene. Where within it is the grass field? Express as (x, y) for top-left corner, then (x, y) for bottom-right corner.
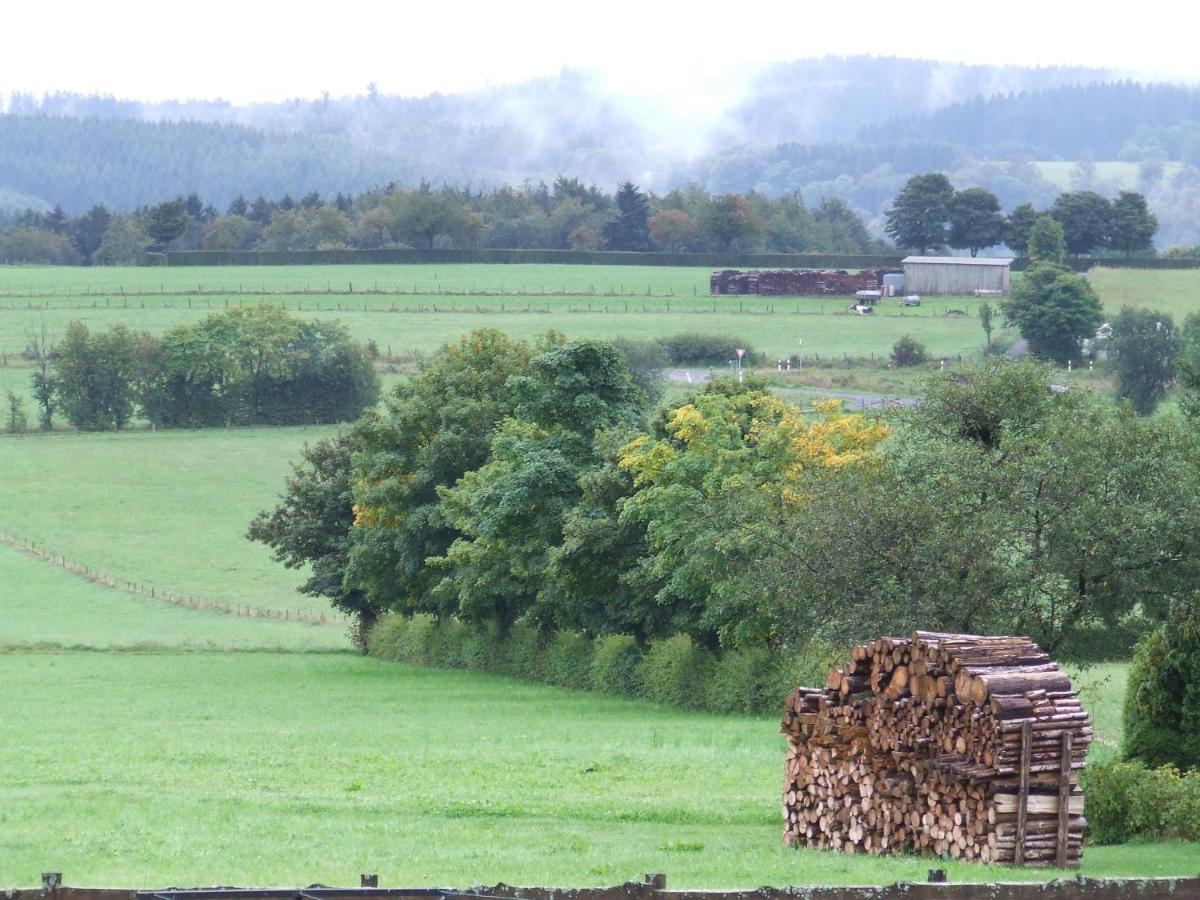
(0, 542), (347, 651)
(0, 426), (340, 614)
(2, 652), (1194, 889)
(1, 261), (1194, 888)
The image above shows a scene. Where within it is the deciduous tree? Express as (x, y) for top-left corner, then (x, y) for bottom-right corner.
(884, 173), (954, 254)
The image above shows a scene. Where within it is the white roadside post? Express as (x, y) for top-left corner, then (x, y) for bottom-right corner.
(735, 347), (745, 383)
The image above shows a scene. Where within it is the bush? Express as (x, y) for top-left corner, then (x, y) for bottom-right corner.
(460, 623), (505, 672)
(431, 617), (469, 668)
(1124, 601), (1200, 771)
(590, 634), (643, 695)
(500, 623), (543, 680)
(637, 634), (714, 709)
(891, 334), (928, 367)
(397, 613), (440, 666)
(365, 611), (408, 661)
(659, 333), (762, 367)
(542, 631), (594, 689)
(1081, 760), (1200, 843)
(708, 648), (787, 715)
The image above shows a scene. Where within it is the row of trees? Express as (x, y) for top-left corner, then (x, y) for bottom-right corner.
(885, 173), (1158, 257)
(24, 306), (378, 431)
(251, 333), (1200, 662)
(0, 179), (890, 265)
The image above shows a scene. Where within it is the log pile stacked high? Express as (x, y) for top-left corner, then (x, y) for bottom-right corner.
(710, 269), (898, 296)
(781, 632), (1090, 867)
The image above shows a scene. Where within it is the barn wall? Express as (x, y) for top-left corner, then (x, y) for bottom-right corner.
(903, 263), (1010, 295)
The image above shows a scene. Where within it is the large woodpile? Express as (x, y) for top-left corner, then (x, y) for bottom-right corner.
(781, 632), (1090, 867)
(710, 269), (898, 296)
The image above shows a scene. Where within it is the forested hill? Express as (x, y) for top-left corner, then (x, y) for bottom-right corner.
(1, 57), (1112, 214)
(860, 82), (1200, 160)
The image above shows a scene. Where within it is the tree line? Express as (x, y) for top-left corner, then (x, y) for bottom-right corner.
(0, 179), (890, 266)
(884, 172), (1158, 257)
(250, 330), (1200, 662)
(16, 305), (378, 432)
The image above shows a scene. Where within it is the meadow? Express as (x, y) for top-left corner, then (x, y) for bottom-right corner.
(2, 261), (1196, 888)
(0, 426), (340, 615)
(2, 651), (1194, 889)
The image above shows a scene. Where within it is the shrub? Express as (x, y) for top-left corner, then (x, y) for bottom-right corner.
(637, 634), (714, 709)
(397, 613), (440, 666)
(1124, 601), (1200, 771)
(460, 623), (505, 672)
(542, 632), (593, 689)
(365, 611), (407, 661)
(708, 648), (787, 715)
(891, 334), (928, 367)
(432, 617), (469, 668)
(500, 623), (543, 680)
(659, 333), (762, 367)
(590, 634), (643, 695)
(1082, 760), (1200, 843)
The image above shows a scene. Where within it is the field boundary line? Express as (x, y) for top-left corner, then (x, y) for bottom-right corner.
(0, 528), (349, 628)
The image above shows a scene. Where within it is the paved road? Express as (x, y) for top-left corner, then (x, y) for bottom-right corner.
(662, 369), (917, 409)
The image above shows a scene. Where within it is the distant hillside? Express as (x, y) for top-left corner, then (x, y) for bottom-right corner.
(860, 82), (1200, 160)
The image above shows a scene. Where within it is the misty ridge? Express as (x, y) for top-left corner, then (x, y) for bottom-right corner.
(5, 55), (1200, 246)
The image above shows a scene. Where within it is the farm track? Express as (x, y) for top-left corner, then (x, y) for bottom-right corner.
(0, 527), (348, 628)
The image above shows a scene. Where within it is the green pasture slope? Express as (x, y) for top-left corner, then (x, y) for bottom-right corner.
(0, 426), (340, 616)
(0, 542), (346, 651)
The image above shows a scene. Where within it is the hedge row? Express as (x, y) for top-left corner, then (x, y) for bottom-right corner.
(1080, 760), (1200, 844)
(161, 249), (1200, 271)
(167, 248), (904, 269)
(365, 613), (838, 716)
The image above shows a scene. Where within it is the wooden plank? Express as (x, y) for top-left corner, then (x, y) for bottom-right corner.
(1015, 721), (1032, 867)
(1056, 730), (1073, 868)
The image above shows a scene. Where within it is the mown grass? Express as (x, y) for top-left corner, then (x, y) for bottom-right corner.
(0, 542), (347, 651)
(0, 426), (339, 614)
(1, 652), (1193, 889)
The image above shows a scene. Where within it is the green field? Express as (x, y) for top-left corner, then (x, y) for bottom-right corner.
(0, 426), (340, 615)
(2, 261), (1195, 888)
(0, 542), (346, 651)
(2, 651), (1194, 889)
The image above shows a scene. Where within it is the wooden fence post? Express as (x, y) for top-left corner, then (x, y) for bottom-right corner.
(1015, 720), (1033, 866)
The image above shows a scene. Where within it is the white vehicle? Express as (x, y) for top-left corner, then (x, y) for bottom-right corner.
(899, 295), (921, 307)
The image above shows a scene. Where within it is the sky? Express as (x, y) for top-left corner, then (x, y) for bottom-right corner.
(3, 0), (1198, 105)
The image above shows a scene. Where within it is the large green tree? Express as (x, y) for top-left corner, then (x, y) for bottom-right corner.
(1108, 191), (1158, 257)
(1050, 190), (1111, 257)
(145, 198), (189, 250)
(884, 173), (954, 255)
(1004, 263), (1103, 363)
(55, 321), (140, 430)
(948, 187), (1004, 257)
(1004, 202), (1038, 256)
(247, 431), (379, 645)
(1110, 307), (1179, 415)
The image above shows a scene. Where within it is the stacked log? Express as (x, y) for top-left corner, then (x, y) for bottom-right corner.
(782, 632), (1089, 867)
(710, 269), (899, 296)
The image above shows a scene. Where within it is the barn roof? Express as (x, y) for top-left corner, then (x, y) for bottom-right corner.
(902, 256), (1013, 267)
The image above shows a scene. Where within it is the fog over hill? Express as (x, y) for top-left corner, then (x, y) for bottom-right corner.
(5, 55), (1200, 246)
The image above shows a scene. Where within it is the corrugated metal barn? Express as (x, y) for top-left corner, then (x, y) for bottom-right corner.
(902, 256), (1012, 295)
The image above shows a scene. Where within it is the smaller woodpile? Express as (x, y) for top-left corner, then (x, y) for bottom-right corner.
(781, 632), (1090, 867)
(710, 269), (897, 296)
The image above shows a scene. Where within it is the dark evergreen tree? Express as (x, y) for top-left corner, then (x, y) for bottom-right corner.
(602, 181), (651, 251)
(228, 195), (249, 217)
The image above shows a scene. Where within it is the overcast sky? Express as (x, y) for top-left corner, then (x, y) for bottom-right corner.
(4, 0), (1196, 105)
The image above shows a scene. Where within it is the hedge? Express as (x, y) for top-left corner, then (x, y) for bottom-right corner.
(366, 612), (831, 716)
(167, 248), (904, 269)
(1123, 602), (1200, 771)
(160, 249), (1200, 272)
(1080, 760), (1200, 844)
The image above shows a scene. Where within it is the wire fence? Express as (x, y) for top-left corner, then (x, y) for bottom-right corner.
(0, 528), (349, 627)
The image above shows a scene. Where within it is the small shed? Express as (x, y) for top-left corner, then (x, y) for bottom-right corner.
(902, 256), (1012, 296)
